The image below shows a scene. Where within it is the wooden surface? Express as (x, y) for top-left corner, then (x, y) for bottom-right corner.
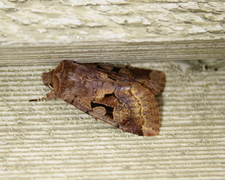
(0, 61), (225, 179)
(0, 0), (225, 64)
(0, 0), (225, 179)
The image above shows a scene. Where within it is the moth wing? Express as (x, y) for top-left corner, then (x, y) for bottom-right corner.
(94, 64), (166, 95)
(43, 61), (162, 136)
(88, 82), (160, 136)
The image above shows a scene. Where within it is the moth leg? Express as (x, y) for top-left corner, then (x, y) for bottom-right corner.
(48, 83), (54, 90)
(29, 91), (56, 102)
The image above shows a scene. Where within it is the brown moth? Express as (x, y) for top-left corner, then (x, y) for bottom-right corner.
(30, 60), (166, 136)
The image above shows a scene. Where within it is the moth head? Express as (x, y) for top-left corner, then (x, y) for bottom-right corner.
(42, 70), (61, 91)
(41, 62), (64, 91)
(42, 70), (55, 89)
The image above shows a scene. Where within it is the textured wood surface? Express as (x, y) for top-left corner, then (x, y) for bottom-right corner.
(0, 0), (225, 64)
(0, 0), (225, 179)
(0, 61), (225, 179)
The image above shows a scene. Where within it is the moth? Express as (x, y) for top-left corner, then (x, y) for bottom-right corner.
(30, 60), (166, 136)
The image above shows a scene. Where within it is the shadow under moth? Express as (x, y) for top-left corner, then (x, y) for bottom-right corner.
(30, 60), (166, 136)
